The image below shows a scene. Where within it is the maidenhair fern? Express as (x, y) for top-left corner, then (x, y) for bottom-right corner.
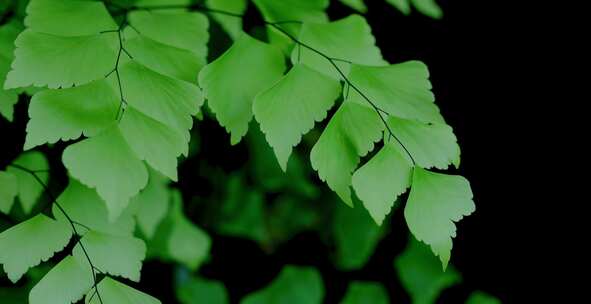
(0, 0), (483, 303)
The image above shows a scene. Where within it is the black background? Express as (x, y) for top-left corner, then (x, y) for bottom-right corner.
(0, 0), (539, 302)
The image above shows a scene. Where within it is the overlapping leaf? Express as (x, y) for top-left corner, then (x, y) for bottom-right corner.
(291, 15), (387, 80)
(0, 214), (72, 282)
(149, 191), (211, 270)
(53, 179), (136, 236)
(199, 33), (285, 144)
(352, 144), (412, 225)
(86, 277), (160, 304)
(73, 231), (146, 282)
(0, 20), (21, 121)
(6, 151), (49, 214)
(254, 64), (341, 170)
(394, 238), (461, 304)
(310, 101), (384, 206)
(29, 256), (94, 304)
(241, 266), (324, 304)
(62, 124), (149, 221)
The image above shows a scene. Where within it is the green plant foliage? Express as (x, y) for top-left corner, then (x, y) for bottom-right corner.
(0, 214), (72, 282)
(62, 124), (150, 220)
(6, 151), (49, 214)
(0, 171), (18, 214)
(72, 231), (146, 282)
(386, 0), (443, 18)
(387, 116), (460, 169)
(29, 256), (94, 304)
(199, 33), (285, 144)
(465, 291), (502, 304)
(149, 191), (211, 271)
(52, 179), (136, 237)
(292, 15), (386, 80)
(352, 144), (412, 225)
(24, 79), (119, 149)
(340, 281), (389, 304)
(86, 277), (161, 304)
(176, 276), (229, 304)
(395, 238), (461, 304)
(311, 101), (383, 206)
(333, 200), (384, 270)
(0, 0), (484, 302)
(405, 168), (475, 268)
(0, 20), (21, 121)
(347, 61), (443, 124)
(127, 170), (170, 239)
(241, 266), (324, 304)
(339, 0), (368, 13)
(254, 64), (341, 171)
(205, 0), (247, 40)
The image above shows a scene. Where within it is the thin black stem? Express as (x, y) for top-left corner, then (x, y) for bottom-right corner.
(102, 17), (132, 122)
(265, 23), (418, 165)
(6, 164), (104, 304)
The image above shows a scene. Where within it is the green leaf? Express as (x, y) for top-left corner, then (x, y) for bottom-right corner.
(150, 191), (211, 270)
(6, 151), (49, 214)
(73, 231), (146, 282)
(266, 195), (318, 245)
(62, 124), (149, 220)
(404, 168), (475, 269)
(24, 0), (117, 36)
(216, 175), (268, 243)
(241, 266), (324, 304)
(0, 20), (22, 60)
(128, 170), (169, 239)
(333, 202), (383, 270)
(123, 30), (205, 83)
(386, 0), (411, 15)
(292, 15), (386, 80)
(86, 277), (160, 304)
(0, 171), (17, 214)
(119, 107), (187, 181)
(0, 214), (72, 283)
(411, 0), (443, 19)
(310, 101), (383, 206)
(388, 116), (460, 169)
(0, 21), (21, 121)
(465, 291), (502, 304)
(394, 238), (461, 304)
(0, 81), (18, 121)
(352, 144), (412, 225)
(253, 0), (329, 49)
(5, 30), (117, 89)
(253, 0), (329, 25)
(177, 276), (229, 304)
(128, 10), (209, 57)
(340, 282), (388, 304)
(53, 179), (136, 237)
(254, 64), (341, 171)
(348, 61), (444, 124)
(119, 61), (202, 140)
(199, 34), (285, 144)
(247, 128), (319, 198)
(338, 0), (368, 13)
(29, 256), (94, 304)
(205, 0), (247, 40)
(24, 79), (119, 150)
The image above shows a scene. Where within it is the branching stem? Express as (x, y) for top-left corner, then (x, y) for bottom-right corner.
(6, 164), (105, 304)
(109, 2), (418, 165)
